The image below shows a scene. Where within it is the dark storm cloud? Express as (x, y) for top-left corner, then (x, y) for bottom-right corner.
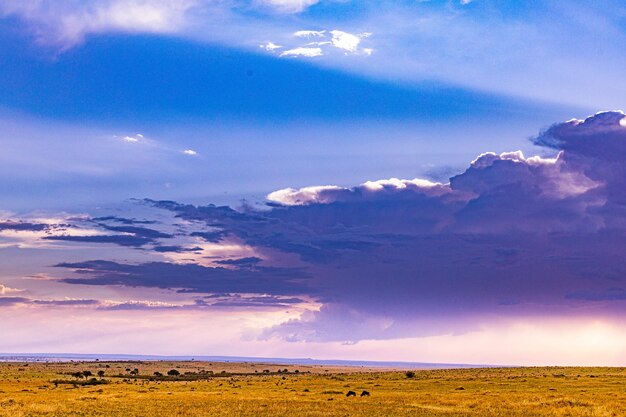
(214, 257), (262, 268)
(92, 216), (157, 225)
(43, 223), (174, 248)
(55, 260), (311, 295)
(189, 230), (227, 243)
(43, 234), (154, 247)
(0, 297), (31, 306)
(0, 221), (48, 232)
(196, 294), (305, 308)
(152, 245), (202, 253)
(99, 225), (172, 239)
(49, 112), (626, 341)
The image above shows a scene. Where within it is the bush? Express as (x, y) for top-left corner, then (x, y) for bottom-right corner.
(52, 378), (109, 386)
(405, 371), (416, 379)
(167, 369), (180, 376)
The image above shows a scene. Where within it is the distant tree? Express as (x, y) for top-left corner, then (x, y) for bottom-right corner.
(71, 372), (84, 379)
(97, 370), (105, 378)
(154, 372), (163, 377)
(405, 371), (416, 379)
(167, 369), (180, 376)
(82, 371), (93, 378)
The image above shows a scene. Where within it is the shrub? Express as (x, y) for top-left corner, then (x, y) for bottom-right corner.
(405, 371), (416, 379)
(167, 369), (180, 376)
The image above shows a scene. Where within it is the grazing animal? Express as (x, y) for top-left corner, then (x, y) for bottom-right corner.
(346, 391), (356, 397)
(361, 390), (370, 397)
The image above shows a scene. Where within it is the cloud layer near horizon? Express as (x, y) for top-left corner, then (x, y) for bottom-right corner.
(2, 111), (620, 343)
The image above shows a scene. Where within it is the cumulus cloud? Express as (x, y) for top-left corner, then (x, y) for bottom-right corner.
(329, 30), (368, 53)
(267, 179), (449, 206)
(268, 29), (373, 58)
(136, 112), (626, 341)
(9, 112), (626, 343)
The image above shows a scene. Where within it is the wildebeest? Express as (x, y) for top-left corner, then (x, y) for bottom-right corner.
(360, 390), (370, 397)
(346, 391), (356, 397)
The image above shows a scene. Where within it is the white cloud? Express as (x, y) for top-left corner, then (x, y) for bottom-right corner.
(122, 135), (141, 143)
(267, 185), (343, 205)
(259, 42), (283, 51)
(294, 30), (326, 38)
(330, 30), (369, 53)
(267, 179), (448, 205)
(0, 0), (197, 46)
(0, 284), (21, 295)
(279, 47), (323, 58)
(265, 29), (373, 59)
(182, 149), (198, 156)
(259, 0), (319, 14)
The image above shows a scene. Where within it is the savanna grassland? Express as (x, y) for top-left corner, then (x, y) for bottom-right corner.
(0, 361), (624, 416)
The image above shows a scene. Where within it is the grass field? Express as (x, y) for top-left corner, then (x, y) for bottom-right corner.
(0, 361), (623, 416)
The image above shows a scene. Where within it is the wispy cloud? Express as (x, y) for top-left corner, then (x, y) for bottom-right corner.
(0, 0), (197, 47)
(280, 46), (323, 57)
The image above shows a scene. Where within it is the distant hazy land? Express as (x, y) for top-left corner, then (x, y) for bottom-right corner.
(0, 353), (488, 369)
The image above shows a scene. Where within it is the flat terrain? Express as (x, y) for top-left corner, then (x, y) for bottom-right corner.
(0, 361), (623, 416)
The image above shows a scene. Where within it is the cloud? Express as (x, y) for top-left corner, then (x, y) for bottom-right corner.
(280, 47), (323, 57)
(329, 30), (367, 53)
(43, 223), (173, 248)
(0, 296), (99, 307)
(182, 149), (198, 156)
(268, 29), (373, 58)
(0, 0), (197, 46)
(55, 259), (311, 295)
(294, 30), (326, 38)
(0, 284), (22, 295)
(122, 135), (141, 143)
(0, 221), (48, 232)
(259, 42), (283, 51)
(152, 245), (202, 253)
(9, 112), (626, 342)
(267, 179), (449, 206)
(91, 216), (156, 225)
(135, 111), (626, 341)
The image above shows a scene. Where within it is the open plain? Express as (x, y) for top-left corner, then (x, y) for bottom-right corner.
(0, 362), (623, 416)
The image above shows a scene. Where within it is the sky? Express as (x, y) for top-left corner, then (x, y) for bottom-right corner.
(0, 0), (625, 366)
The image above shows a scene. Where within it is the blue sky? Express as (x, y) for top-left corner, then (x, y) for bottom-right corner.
(1, 0), (625, 364)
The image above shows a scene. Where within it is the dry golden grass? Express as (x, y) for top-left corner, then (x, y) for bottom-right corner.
(0, 361), (624, 416)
